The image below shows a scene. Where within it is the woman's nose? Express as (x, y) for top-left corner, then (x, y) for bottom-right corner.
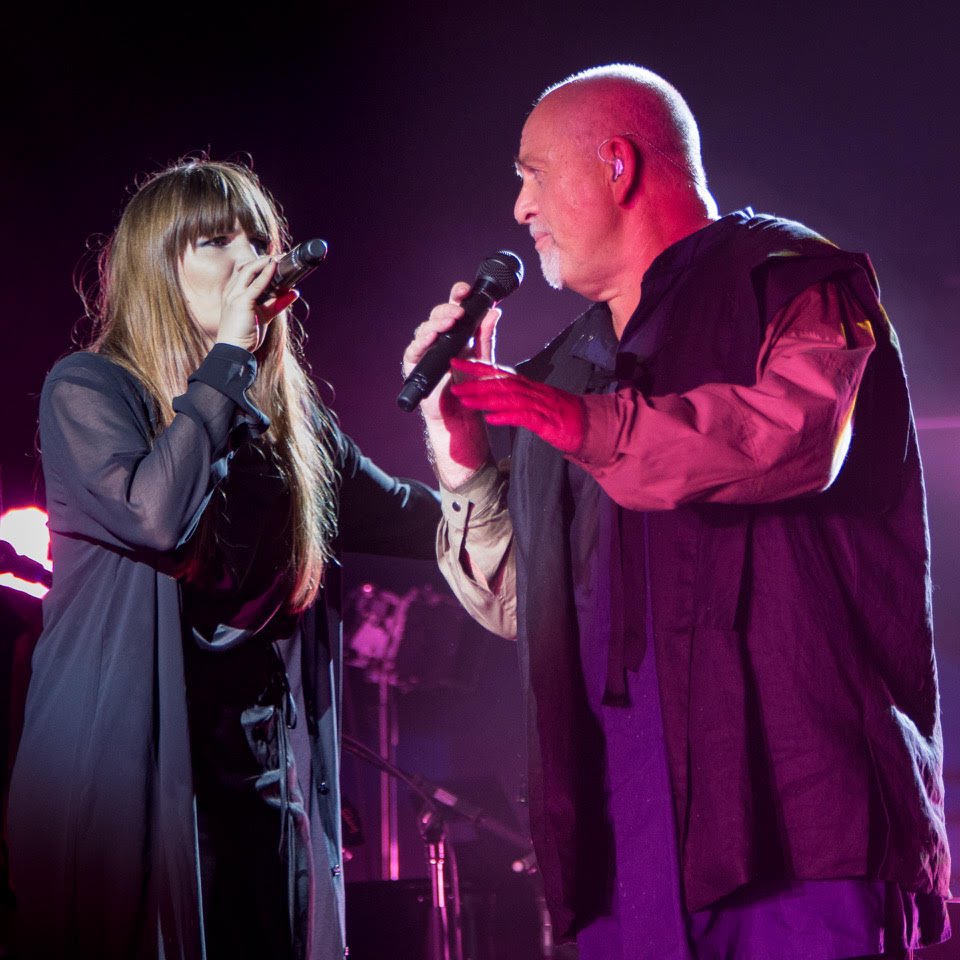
(236, 239), (261, 265)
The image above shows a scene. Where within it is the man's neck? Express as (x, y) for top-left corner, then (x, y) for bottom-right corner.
(608, 211), (716, 338)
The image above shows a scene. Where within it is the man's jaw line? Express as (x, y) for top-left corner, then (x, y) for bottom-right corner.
(527, 221), (564, 289)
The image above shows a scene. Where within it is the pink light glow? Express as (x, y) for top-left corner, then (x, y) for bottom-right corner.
(916, 416), (960, 431)
(0, 507), (51, 599)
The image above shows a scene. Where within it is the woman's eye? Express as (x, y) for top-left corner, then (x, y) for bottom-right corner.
(199, 235), (230, 248)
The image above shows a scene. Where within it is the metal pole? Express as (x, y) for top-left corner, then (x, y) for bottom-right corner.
(420, 807), (463, 960)
(377, 673), (399, 879)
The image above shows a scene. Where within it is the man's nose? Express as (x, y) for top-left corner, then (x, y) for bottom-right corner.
(514, 183), (536, 224)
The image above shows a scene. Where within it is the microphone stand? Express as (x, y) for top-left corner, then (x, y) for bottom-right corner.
(343, 734), (463, 960)
(344, 583), (420, 880)
(343, 734), (540, 960)
(419, 806), (462, 960)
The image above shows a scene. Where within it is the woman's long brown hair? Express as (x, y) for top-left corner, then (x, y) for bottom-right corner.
(87, 158), (337, 611)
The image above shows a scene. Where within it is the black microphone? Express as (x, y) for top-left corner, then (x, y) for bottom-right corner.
(409, 775), (532, 849)
(257, 237), (328, 303)
(0, 540), (52, 588)
(397, 250), (524, 412)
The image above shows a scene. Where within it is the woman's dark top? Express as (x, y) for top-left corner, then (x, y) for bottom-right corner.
(7, 344), (440, 959)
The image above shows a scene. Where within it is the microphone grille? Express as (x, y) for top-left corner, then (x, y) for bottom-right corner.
(298, 238), (329, 265)
(476, 250), (524, 299)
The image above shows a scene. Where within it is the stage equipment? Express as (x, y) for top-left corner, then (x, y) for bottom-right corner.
(0, 507), (51, 599)
(345, 582), (472, 879)
(343, 733), (538, 960)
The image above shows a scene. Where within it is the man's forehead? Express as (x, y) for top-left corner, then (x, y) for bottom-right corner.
(516, 90), (599, 162)
(516, 103), (564, 164)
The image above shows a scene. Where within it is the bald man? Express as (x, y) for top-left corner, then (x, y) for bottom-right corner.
(403, 65), (949, 959)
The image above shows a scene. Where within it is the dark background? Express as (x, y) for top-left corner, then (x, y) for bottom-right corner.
(2, 0), (958, 930)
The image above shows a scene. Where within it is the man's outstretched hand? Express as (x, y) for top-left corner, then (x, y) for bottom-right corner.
(449, 357), (586, 455)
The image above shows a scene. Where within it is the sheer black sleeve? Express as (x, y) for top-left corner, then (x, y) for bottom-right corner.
(40, 344), (266, 554)
(334, 432), (440, 559)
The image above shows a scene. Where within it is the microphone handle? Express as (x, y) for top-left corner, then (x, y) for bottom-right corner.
(397, 286), (496, 412)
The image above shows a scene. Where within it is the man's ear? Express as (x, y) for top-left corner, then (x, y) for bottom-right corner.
(607, 137), (641, 202)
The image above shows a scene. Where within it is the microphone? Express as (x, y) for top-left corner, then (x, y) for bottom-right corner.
(397, 250), (524, 412)
(0, 540), (52, 588)
(409, 775), (532, 849)
(257, 237), (328, 303)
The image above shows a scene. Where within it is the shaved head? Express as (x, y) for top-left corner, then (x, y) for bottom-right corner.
(535, 63), (710, 197)
(513, 63), (718, 325)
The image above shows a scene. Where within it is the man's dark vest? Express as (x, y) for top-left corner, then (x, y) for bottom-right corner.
(508, 212), (949, 938)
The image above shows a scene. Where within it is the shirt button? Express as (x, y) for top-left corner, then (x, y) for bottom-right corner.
(451, 501), (461, 512)
(331, 864), (342, 877)
(319, 781), (330, 795)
